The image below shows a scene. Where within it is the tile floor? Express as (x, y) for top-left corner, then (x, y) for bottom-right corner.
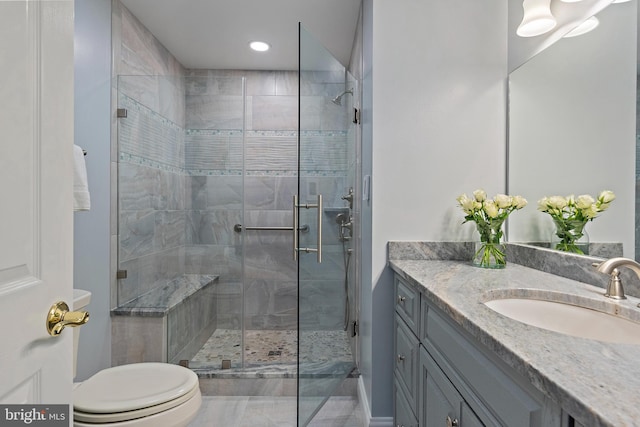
(188, 395), (364, 427)
(190, 329), (353, 369)
(187, 328), (362, 426)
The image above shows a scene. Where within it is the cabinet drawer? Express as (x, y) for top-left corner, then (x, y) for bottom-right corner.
(395, 276), (420, 334)
(425, 308), (546, 427)
(395, 380), (419, 427)
(395, 313), (419, 412)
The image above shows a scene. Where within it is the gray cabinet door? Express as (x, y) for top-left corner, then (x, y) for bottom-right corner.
(461, 402), (485, 427)
(421, 346), (485, 427)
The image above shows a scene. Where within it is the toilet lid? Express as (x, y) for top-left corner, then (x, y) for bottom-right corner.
(73, 363), (199, 414)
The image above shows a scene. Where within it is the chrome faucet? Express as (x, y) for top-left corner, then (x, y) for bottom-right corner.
(341, 188), (354, 210)
(593, 257), (640, 300)
(335, 213), (353, 241)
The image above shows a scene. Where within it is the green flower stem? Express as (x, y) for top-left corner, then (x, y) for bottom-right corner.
(552, 218), (587, 255)
(474, 242), (506, 268)
(474, 224), (506, 268)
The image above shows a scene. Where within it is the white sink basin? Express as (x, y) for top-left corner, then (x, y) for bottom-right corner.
(485, 297), (640, 345)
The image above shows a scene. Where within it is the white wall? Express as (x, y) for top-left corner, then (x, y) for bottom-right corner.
(364, 0), (508, 418)
(74, 0), (113, 380)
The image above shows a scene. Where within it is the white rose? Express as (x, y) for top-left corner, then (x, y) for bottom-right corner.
(537, 197), (549, 212)
(512, 195), (528, 209)
(547, 196), (567, 210)
(483, 200), (499, 218)
(457, 194), (476, 214)
(473, 189), (487, 202)
(494, 194), (512, 209)
(583, 204), (599, 219)
(575, 194), (595, 210)
(598, 190), (615, 204)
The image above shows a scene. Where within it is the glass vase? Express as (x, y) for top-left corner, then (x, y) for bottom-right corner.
(551, 219), (589, 255)
(472, 241), (507, 269)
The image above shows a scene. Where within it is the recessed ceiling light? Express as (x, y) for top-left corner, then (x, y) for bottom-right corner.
(249, 41), (270, 52)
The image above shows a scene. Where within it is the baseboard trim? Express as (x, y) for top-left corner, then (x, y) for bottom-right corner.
(369, 417), (393, 427)
(357, 377), (393, 427)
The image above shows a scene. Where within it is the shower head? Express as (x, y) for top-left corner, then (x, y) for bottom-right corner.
(331, 89), (353, 106)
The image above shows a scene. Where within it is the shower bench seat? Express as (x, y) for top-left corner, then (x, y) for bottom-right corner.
(111, 274), (219, 365)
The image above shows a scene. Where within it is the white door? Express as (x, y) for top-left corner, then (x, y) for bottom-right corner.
(0, 0), (76, 416)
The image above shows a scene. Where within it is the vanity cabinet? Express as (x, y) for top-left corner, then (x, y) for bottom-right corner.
(394, 274), (563, 427)
(394, 276), (421, 424)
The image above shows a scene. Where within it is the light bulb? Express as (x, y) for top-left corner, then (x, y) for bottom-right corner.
(517, 0), (557, 37)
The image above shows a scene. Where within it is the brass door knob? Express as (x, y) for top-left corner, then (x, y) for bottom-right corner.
(46, 301), (89, 336)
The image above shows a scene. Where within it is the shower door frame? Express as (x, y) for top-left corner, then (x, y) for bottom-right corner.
(297, 23), (359, 426)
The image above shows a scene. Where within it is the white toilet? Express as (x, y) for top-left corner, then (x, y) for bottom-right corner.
(72, 289), (202, 427)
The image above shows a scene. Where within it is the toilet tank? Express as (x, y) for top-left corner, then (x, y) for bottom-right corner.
(72, 289), (91, 379)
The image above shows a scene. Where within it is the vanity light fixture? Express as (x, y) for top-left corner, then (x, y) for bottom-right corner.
(563, 16), (599, 38)
(249, 41), (270, 52)
(517, 0), (557, 38)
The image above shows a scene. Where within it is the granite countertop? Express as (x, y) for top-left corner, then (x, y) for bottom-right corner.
(389, 258), (640, 427)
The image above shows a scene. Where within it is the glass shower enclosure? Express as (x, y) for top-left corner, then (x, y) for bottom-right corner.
(114, 26), (357, 426)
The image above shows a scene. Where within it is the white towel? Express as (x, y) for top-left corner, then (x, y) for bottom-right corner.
(73, 144), (91, 211)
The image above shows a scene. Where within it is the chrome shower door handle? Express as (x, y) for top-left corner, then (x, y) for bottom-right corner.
(293, 195), (298, 261)
(293, 194), (322, 263)
(316, 194), (322, 263)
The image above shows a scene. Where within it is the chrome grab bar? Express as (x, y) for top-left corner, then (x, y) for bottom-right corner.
(294, 194), (322, 263)
(293, 195), (299, 261)
(317, 194), (322, 263)
(233, 224), (309, 233)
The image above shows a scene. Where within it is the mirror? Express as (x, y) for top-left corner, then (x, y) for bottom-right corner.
(507, 1), (637, 258)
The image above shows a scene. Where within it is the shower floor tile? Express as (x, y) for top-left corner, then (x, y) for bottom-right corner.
(190, 328), (353, 371)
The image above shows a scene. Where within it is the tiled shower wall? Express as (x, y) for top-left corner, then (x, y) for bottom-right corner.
(184, 70), (354, 331)
(117, 77), (187, 305)
(113, 1), (355, 334)
(114, 0), (187, 306)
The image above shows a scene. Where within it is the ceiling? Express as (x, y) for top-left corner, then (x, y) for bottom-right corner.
(120, 0), (362, 71)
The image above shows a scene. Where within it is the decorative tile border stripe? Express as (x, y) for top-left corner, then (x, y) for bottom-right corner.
(300, 170), (348, 177)
(186, 169), (243, 176)
(186, 129), (244, 137)
(184, 170), (348, 177)
(119, 94), (184, 131)
(184, 129), (349, 137)
(299, 130), (348, 137)
(120, 154), (348, 177)
(119, 152), (186, 174)
(118, 96), (350, 177)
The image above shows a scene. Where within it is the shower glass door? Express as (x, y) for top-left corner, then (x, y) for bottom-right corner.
(297, 24), (356, 426)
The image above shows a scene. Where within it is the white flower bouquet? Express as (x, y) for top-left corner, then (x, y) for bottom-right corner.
(457, 189), (527, 268)
(538, 190), (615, 254)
